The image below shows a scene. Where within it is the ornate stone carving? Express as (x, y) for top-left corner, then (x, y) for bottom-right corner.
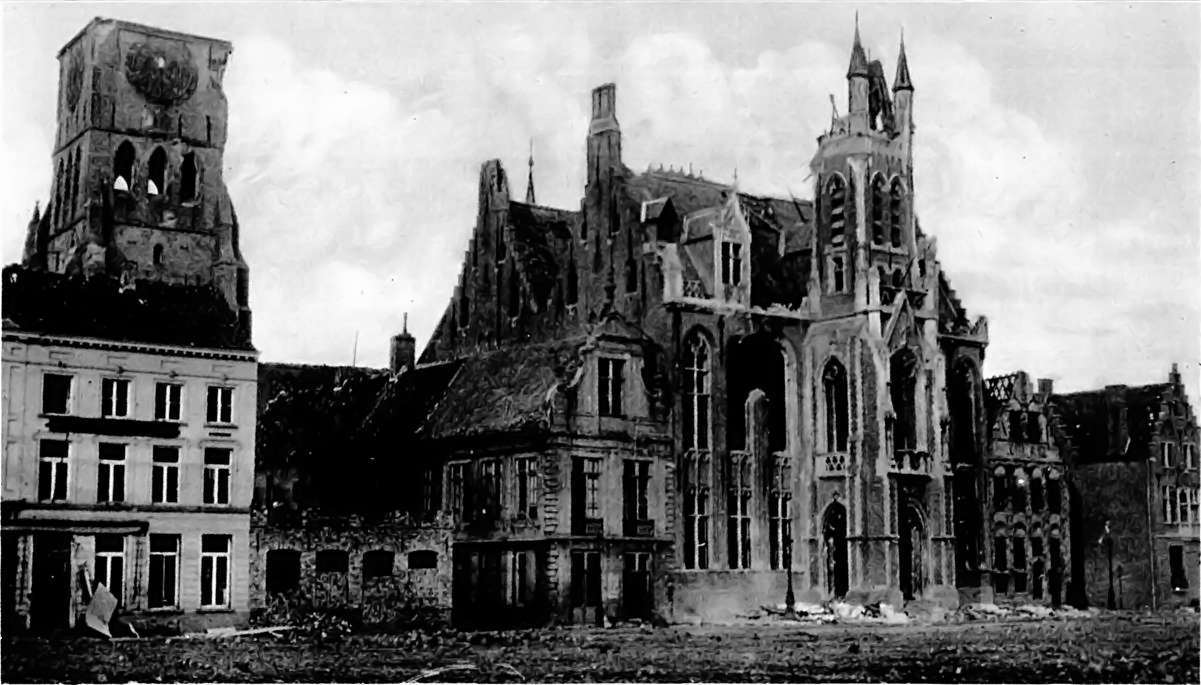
(123, 42), (197, 106)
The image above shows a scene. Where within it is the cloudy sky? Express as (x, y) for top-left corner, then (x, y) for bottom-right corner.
(2, 2), (1198, 402)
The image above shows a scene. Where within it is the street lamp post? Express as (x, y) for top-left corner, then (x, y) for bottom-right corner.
(783, 530), (796, 618)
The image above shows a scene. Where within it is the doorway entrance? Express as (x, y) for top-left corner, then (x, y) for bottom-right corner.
(822, 502), (848, 598)
(898, 502), (926, 600)
(622, 552), (652, 620)
(30, 533), (71, 633)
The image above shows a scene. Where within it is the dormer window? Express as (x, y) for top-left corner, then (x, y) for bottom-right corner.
(598, 357), (624, 417)
(720, 241), (743, 286)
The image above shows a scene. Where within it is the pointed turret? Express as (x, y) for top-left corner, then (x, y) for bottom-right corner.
(847, 15), (871, 133)
(525, 139), (536, 205)
(848, 15), (869, 78)
(893, 31), (913, 92)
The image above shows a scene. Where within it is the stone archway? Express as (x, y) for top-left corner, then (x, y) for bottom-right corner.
(822, 502), (848, 598)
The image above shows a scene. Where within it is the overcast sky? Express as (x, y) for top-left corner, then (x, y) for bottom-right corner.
(2, 2), (1198, 403)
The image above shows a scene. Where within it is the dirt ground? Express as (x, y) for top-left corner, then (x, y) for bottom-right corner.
(3, 611), (1197, 683)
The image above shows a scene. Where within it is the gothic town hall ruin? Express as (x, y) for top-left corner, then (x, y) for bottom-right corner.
(404, 25), (997, 624)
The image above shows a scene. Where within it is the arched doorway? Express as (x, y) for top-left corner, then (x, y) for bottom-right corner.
(822, 502), (848, 598)
(898, 501), (926, 600)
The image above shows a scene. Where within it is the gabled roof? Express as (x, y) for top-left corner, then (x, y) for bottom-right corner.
(2, 263), (251, 351)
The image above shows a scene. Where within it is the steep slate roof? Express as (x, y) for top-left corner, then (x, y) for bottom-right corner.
(419, 337), (586, 441)
(508, 201), (575, 308)
(2, 263), (252, 351)
(1054, 383), (1171, 464)
(358, 360), (463, 445)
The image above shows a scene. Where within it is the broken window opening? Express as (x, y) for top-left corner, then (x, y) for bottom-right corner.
(147, 146), (167, 196)
(363, 550), (395, 579)
(315, 550), (349, 575)
(889, 349), (918, 452)
(822, 358), (849, 452)
(42, 373), (72, 415)
(94, 535), (125, 605)
(409, 550), (438, 569)
(266, 549), (300, 593)
(1170, 545), (1187, 590)
(870, 174), (886, 244)
(180, 152), (198, 202)
(831, 255), (846, 293)
(826, 174), (846, 240)
(113, 141), (135, 192)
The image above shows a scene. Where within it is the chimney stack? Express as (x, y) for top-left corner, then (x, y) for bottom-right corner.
(1037, 378), (1053, 398)
(390, 313), (415, 374)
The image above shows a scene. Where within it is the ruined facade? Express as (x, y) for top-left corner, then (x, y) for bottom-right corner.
(396, 24), (992, 625)
(3, 18), (256, 634)
(250, 361), (454, 627)
(1055, 366), (1199, 609)
(982, 372), (1071, 605)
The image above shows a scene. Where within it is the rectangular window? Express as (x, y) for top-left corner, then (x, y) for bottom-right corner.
(447, 462), (468, 519)
(148, 534), (180, 609)
(152, 446), (180, 504)
(206, 386), (234, 424)
(1179, 488), (1190, 525)
(720, 241), (742, 286)
(42, 373), (73, 415)
(1186, 444), (1197, 470)
(478, 459), (502, 519)
(572, 457), (603, 534)
(508, 550), (533, 607)
(200, 535), (231, 609)
(203, 448), (232, 505)
(727, 453), (752, 570)
(582, 458), (601, 519)
(569, 550), (601, 607)
(94, 534), (125, 605)
(516, 457), (538, 520)
(1162, 442), (1174, 468)
(623, 460), (651, 530)
(597, 358), (624, 417)
(266, 550), (302, 592)
(154, 382), (183, 421)
(1169, 545), (1187, 590)
(1163, 484), (1175, 523)
(97, 443), (126, 503)
(683, 450), (710, 570)
(38, 439), (69, 502)
(101, 378), (130, 418)
(769, 457), (792, 570)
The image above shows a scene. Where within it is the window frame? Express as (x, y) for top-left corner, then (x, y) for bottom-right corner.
(101, 377), (131, 418)
(94, 534), (126, 605)
(515, 456), (539, 520)
(38, 439), (70, 502)
(199, 534), (232, 609)
(97, 442), (127, 503)
(682, 449), (711, 571)
(203, 447), (232, 506)
(727, 452), (752, 570)
(597, 357), (625, 418)
(720, 241), (743, 286)
(152, 445), (181, 504)
(206, 385), (235, 425)
(265, 549), (301, 594)
(148, 534), (180, 609)
(154, 382), (184, 422)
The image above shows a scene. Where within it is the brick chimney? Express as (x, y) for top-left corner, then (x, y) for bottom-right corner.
(389, 313), (415, 374)
(1037, 378), (1054, 397)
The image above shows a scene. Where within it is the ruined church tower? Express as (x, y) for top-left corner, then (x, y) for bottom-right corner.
(25, 18), (250, 329)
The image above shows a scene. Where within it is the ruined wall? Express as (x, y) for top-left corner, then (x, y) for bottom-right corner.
(1071, 461), (1152, 609)
(249, 515), (453, 627)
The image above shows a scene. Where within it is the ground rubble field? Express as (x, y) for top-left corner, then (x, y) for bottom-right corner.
(2, 611), (1197, 683)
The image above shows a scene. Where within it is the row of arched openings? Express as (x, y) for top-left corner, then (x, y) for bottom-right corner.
(825, 173), (906, 248)
(53, 146), (83, 229)
(112, 141), (199, 201)
(992, 466), (1062, 514)
(993, 522), (1063, 599)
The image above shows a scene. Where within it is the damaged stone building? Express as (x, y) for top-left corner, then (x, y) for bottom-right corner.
(2, 18), (255, 632)
(380, 24), (999, 625)
(1054, 365), (1199, 610)
(251, 354), (454, 628)
(982, 372), (1071, 606)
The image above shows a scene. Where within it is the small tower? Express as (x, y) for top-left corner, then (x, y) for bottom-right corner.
(892, 32), (915, 154)
(847, 15), (871, 134)
(525, 139), (536, 205)
(390, 313), (416, 374)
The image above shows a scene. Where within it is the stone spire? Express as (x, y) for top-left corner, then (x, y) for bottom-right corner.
(894, 29), (913, 92)
(525, 139), (536, 205)
(848, 13), (869, 78)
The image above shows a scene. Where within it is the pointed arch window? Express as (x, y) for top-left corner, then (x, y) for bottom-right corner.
(682, 334), (711, 450)
(1030, 469), (1045, 511)
(823, 359), (849, 452)
(54, 160), (65, 227)
(870, 174), (886, 244)
(147, 147), (167, 196)
(69, 147), (81, 217)
(113, 141), (135, 192)
(826, 175), (846, 240)
(180, 152), (198, 202)
(889, 349), (918, 451)
(889, 179), (904, 247)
